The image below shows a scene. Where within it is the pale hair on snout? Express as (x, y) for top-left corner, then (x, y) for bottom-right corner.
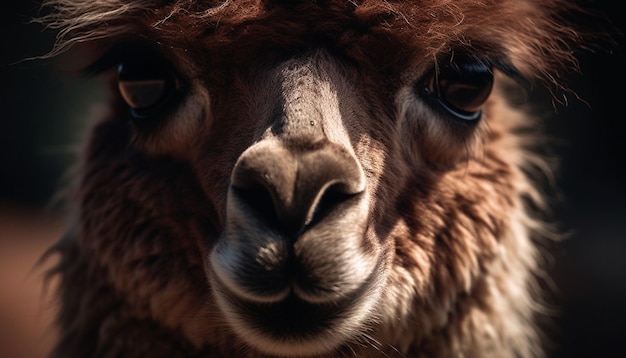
(36, 0), (590, 357)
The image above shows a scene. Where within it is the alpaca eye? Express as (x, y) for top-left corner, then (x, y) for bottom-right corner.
(420, 55), (494, 122)
(117, 61), (180, 118)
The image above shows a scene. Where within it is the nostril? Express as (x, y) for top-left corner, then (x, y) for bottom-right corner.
(306, 183), (361, 229)
(231, 183), (280, 227)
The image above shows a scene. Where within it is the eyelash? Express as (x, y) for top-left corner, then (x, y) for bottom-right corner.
(416, 53), (525, 124)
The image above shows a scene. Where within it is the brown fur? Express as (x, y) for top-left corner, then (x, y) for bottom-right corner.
(38, 0), (585, 357)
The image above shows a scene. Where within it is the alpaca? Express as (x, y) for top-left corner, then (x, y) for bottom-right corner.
(38, 0), (585, 357)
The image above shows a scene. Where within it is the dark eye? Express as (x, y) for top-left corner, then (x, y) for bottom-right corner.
(419, 54), (494, 122)
(117, 60), (181, 119)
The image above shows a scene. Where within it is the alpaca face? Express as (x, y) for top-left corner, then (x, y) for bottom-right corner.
(42, 0), (583, 356)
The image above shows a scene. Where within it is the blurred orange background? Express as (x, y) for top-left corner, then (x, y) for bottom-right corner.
(0, 209), (61, 358)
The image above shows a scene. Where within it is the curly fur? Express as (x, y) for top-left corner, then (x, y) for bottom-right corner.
(38, 0), (585, 357)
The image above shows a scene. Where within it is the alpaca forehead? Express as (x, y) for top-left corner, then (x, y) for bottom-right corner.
(43, 0), (580, 90)
(150, 1), (506, 55)
(67, 0), (572, 74)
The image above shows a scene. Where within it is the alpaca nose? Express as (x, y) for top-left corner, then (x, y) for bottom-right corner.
(229, 139), (365, 236)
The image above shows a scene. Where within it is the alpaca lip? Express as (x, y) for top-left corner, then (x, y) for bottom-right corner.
(209, 251), (388, 349)
(209, 268), (345, 339)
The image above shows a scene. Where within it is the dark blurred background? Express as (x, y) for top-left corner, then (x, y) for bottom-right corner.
(1, 1), (624, 357)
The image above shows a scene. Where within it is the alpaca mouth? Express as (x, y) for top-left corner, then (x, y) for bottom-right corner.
(219, 289), (345, 338)
(209, 252), (387, 356)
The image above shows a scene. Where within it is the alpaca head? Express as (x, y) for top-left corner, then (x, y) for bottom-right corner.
(40, 1), (584, 356)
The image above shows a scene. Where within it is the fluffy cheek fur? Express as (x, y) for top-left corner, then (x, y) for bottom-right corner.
(365, 88), (542, 356)
(75, 126), (209, 336)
